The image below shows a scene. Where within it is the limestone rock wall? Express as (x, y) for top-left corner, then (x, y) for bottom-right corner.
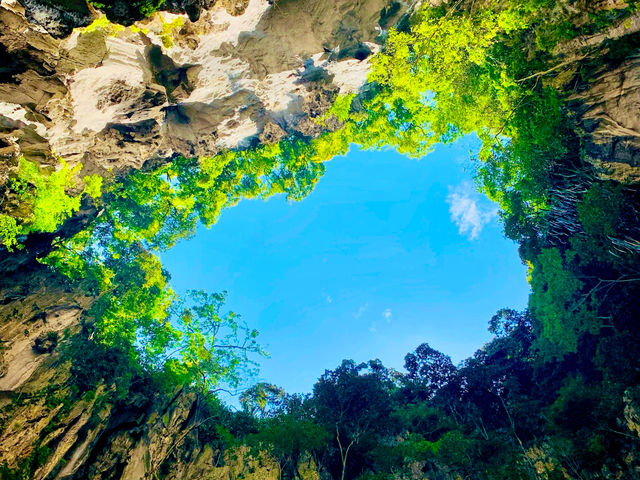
(0, 0), (408, 185)
(0, 259), (311, 479)
(571, 54), (640, 183)
(0, 262), (92, 394)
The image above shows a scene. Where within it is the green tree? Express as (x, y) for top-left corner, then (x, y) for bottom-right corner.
(312, 360), (396, 480)
(248, 415), (329, 480)
(160, 290), (265, 391)
(401, 343), (457, 402)
(240, 383), (288, 417)
(529, 247), (600, 358)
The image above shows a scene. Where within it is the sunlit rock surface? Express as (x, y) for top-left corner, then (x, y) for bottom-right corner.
(0, 0), (406, 183)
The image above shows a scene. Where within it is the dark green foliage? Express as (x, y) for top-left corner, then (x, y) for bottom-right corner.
(62, 331), (141, 398)
(37, 0), (91, 14)
(31, 331), (59, 354)
(240, 383), (288, 417)
(247, 416), (329, 480)
(87, 0), (165, 24)
(0, 444), (50, 480)
(309, 360), (399, 480)
(401, 343), (456, 402)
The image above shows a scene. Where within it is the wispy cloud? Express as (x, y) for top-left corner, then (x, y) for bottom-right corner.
(326, 295), (333, 304)
(353, 302), (369, 319)
(382, 308), (392, 323)
(446, 182), (498, 240)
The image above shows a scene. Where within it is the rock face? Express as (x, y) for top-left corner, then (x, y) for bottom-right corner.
(0, 0), (407, 185)
(0, 260), (312, 479)
(547, 8), (640, 184)
(571, 54), (640, 183)
(0, 358), (290, 480)
(0, 261), (91, 393)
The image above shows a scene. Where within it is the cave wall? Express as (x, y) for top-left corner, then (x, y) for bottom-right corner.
(0, 0), (408, 183)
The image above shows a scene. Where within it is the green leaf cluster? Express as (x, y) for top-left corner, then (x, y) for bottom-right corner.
(0, 158), (103, 250)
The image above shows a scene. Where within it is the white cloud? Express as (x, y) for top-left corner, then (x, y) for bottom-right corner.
(382, 308), (392, 323)
(446, 182), (498, 240)
(353, 302), (369, 319)
(326, 295), (333, 304)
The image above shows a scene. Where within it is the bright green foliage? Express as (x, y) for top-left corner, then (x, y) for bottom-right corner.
(476, 88), (566, 215)
(366, 5), (538, 153)
(325, 2), (565, 223)
(81, 16), (125, 35)
(318, 93), (356, 126)
(0, 214), (20, 250)
(83, 174), (103, 200)
(39, 228), (107, 286)
(43, 237), (264, 390)
(106, 135), (331, 250)
(368, 7), (523, 153)
(39, 244), (88, 281)
(158, 15), (184, 48)
(107, 162), (200, 248)
(0, 158), (102, 249)
(327, 93), (355, 122)
(13, 158), (82, 233)
(90, 249), (176, 353)
(43, 232), (264, 391)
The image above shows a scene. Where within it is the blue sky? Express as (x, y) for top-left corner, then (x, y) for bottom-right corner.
(161, 136), (530, 397)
